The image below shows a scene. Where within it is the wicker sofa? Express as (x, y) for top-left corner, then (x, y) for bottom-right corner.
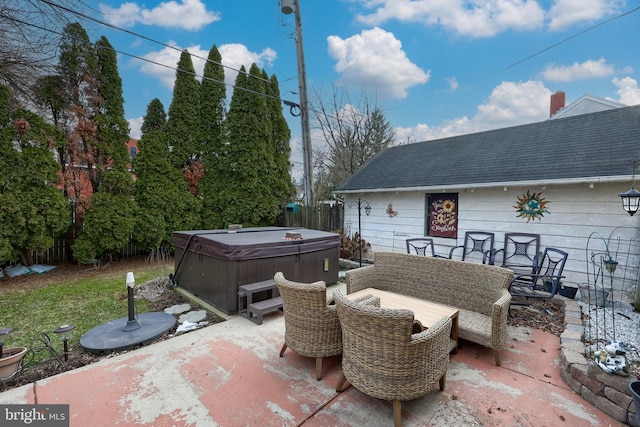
(346, 251), (513, 366)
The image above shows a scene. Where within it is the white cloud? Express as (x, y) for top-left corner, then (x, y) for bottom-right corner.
(395, 80), (552, 142)
(138, 42), (208, 89)
(354, 0), (545, 37)
(446, 77), (459, 91)
(541, 58), (614, 82)
(137, 43), (276, 92)
(128, 116), (144, 139)
(613, 77), (640, 106)
(547, 0), (622, 31)
(218, 44), (277, 89)
(327, 27), (430, 99)
(100, 0), (220, 31)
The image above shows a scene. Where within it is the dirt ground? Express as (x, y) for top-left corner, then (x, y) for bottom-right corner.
(1, 256), (564, 392)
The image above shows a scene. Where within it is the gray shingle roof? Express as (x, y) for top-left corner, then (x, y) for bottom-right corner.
(337, 104), (640, 192)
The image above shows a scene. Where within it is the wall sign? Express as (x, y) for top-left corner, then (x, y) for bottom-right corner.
(514, 190), (550, 222)
(427, 193), (458, 238)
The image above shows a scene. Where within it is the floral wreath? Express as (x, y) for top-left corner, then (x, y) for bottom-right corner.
(514, 191), (550, 222)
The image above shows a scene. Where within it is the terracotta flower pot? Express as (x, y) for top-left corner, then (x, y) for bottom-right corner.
(0, 347), (27, 380)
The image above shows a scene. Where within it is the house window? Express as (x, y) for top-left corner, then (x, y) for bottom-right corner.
(425, 193), (458, 238)
(129, 146), (137, 159)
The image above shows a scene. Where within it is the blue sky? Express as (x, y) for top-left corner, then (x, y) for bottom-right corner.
(89, 0), (640, 180)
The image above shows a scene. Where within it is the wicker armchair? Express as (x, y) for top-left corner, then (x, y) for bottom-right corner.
(274, 272), (342, 381)
(333, 290), (452, 427)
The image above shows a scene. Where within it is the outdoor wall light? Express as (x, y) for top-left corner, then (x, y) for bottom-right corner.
(620, 187), (640, 216)
(54, 324), (75, 361)
(619, 159), (640, 216)
(0, 327), (13, 358)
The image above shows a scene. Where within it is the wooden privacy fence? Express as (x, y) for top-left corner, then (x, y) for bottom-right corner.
(30, 233), (142, 265)
(284, 203), (343, 232)
(26, 204), (342, 265)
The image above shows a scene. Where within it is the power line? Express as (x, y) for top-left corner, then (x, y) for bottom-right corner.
(471, 5), (640, 84)
(37, 0), (276, 86)
(1, 10), (301, 110)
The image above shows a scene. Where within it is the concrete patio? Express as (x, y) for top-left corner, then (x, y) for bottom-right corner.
(0, 302), (621, 426)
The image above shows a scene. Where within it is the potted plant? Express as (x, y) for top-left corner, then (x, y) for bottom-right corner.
(0, 327), (27, 381)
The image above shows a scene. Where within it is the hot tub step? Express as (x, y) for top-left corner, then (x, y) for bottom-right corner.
(246, 296), (283, 325)
(238, 279), (280, 323)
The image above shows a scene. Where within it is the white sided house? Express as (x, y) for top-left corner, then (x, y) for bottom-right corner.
(336, 95), (640, 297)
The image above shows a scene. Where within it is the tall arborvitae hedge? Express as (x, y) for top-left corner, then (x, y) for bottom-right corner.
(166, 49), (202, 170)
(199, 45), (227, 228)
(212, 64), (279, 227)
(133, 98), (200, 253)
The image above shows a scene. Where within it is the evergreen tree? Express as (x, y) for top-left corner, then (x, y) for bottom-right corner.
(71, 169), (137, 262)
(57, 22), (100, 198)
(94, 36), (130, 167)
(141, 98), (166, 135)
(0, 85), (70, 265)
(33, 75), (68, 129)
(166, 50), (202, 171)
(71, 34), (136, 262)
(200, 45), (226, 150)
(266, 73), (295, 208)
(199, 45), (227, 228)
(132, 99), (200, 256)
(213, 64), (278, 227)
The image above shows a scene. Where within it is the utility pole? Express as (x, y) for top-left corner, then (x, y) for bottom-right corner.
(282, 0), (313, 205)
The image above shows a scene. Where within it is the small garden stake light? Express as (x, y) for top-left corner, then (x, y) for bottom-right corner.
(619, 159), (640, 216)
(0, 327), (13, 358)
(54, 324), (75, 362)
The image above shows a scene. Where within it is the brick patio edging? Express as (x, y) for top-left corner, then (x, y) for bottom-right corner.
(559, 298), (638, 425)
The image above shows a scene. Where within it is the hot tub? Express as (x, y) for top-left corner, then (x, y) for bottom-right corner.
(171, 227), (340, 314)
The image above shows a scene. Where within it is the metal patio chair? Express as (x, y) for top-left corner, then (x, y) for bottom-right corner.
(509, 247), (568, 304)
(406, 238), (437, 257)
(490, 233), (541, 274)
(448, 231), (495, 263)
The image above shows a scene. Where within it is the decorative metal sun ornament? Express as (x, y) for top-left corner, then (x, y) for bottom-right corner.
(514, 191), (550, 222)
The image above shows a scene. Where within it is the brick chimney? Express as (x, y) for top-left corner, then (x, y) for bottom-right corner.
(550, 90), (565, 117)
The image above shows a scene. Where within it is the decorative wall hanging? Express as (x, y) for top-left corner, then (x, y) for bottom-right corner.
(427, 193), (458, 238)
(386, 203), (398, 217)
(514, 191), (550, 222)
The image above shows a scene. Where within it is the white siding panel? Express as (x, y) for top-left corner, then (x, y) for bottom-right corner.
(344, 183), (639, 294)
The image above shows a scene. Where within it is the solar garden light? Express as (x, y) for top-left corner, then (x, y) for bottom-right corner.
(604, 257), (618, 273)
(123, 272), (141, 332)
(0, 327), (14, 358)
(54, 324), (75, 362)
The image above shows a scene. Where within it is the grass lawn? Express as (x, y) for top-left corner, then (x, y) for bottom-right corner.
(1, 260), (173, 366)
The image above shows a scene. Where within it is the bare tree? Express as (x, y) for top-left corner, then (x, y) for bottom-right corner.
(0, 1), (89, 102)
(310, 85), (396, 199)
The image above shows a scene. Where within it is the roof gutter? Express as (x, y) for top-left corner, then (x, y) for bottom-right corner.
(334, 175), (633, 195)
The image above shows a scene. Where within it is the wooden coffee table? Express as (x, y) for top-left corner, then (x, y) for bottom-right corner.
(346, 288), (459, 352)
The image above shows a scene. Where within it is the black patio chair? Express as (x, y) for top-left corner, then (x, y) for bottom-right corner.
(448, 231), (494, 263)
(509, 247), (568, 306)
(406, 238), (436, 257)
(490, 233), (541, 274)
